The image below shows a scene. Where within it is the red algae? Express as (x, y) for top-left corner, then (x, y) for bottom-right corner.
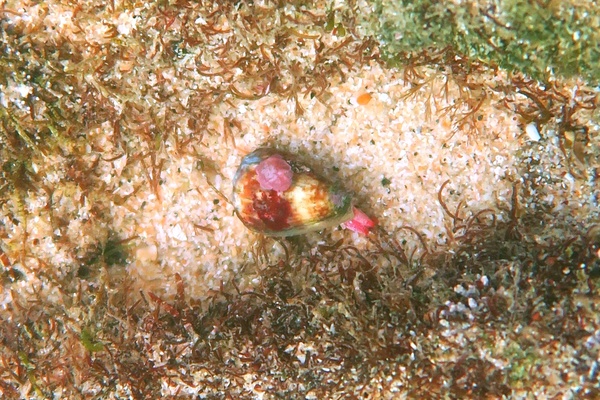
(255, 155), (293, 192)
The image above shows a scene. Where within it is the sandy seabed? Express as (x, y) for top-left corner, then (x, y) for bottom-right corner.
(1, 0), (599, 398)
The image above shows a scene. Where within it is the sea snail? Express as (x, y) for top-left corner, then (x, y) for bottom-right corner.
(232, 148), (376, 237)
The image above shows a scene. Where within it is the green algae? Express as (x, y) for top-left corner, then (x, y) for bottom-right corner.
(364, 0), (600, 84)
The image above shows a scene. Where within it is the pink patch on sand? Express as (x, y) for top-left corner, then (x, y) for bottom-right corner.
(256, 155), (293, 192)
(341, 207), (377, 235)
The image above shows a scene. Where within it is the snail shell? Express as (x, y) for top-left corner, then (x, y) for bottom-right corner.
(232, 148), (354, 236)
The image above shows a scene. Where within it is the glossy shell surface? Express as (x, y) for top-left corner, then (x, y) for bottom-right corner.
(232, 148), (354, 236)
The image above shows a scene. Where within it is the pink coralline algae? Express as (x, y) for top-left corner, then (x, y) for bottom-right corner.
(255, 155), (293, 192)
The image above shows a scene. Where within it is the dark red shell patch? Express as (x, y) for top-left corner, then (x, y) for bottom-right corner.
(252, 190), (292, 231)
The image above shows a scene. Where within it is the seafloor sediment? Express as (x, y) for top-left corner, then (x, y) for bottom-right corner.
(0, 0), (598, 398)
